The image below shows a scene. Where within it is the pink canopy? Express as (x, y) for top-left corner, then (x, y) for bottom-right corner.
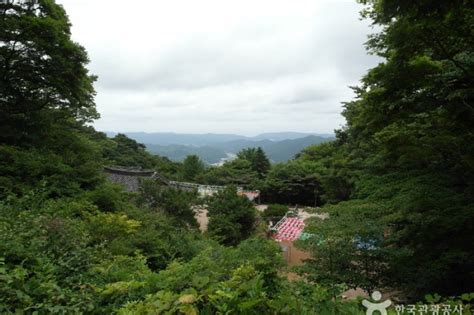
(273, 217), (305, 241)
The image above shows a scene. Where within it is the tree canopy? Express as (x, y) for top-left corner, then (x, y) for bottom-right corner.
(1, 0), (473, 312)
(207, 186), (256, 246)
(295, 0), (474, 298)
(181, 155), (205, 182)
(0, 0), (97, 146)
(237, 147), (271, 178)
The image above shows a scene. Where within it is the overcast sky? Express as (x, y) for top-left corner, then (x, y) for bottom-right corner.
(57, 0), (379, 136)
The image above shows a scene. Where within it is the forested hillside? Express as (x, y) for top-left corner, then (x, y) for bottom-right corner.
(0, 0), (472, 314)
(295, 0), (474, 297)
(145, 135), (330, 164)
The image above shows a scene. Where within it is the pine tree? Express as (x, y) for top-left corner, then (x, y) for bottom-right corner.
(254, 147), (271, 177)
(236, 147), (270, 178)
(181, 155), (205, 182)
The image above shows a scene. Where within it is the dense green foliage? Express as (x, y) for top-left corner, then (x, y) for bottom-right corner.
(180, 155), (205, 182)
(297, 140), (354, 204)
(0, 0), (102, 199)
(102, 133), (179, 176)
(0, 0), (97, 147)
(199, 158), (259, 186)
(260, 160), (322, 205)
(196, 147), (268, 187)
(136, 179), (200, 228)
(297, 201), (389, 295)
(262, 204), (289, 223)
(0, 191), (207, 313)
(1, 0), (472, 312)
(207, 187), (256, 246)
(200, 144), (350, 207)
(237, 147), (271, 178)
(292, 0), (474, 300)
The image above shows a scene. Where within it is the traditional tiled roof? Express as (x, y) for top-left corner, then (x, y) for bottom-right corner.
(237, 190), (260, 202)
(103, 166), (156, 192)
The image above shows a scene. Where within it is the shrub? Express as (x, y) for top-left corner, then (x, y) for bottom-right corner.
(262, 204), (288, 223)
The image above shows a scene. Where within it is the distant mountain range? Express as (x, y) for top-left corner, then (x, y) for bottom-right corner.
(106, 132), (334, 164)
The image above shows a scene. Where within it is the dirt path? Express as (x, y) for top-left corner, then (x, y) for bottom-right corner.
(194, 206), (209, 231)
(278, 240), (311, 266)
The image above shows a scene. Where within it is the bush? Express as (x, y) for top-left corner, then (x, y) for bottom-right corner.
(136, 179), (199, 228)
(84, 182), (126, 212)
(262, 204), (288, 223)
(207, 186), (256, 246)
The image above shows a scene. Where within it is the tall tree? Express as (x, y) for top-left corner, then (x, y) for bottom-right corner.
(337, 0), (474, 297)
(207, 186), (256, 246)
(0, 0), (98, 146)
(298, 141), (354, 204)
(254, 147), (271, 177)
(0, 0), (102, 197)
(263, 160), (322, 205)
(199, 159), (259, 186)
(137, 179), (199, 228)
(237, 147), (270, 178)
(181, 155), (205, 182)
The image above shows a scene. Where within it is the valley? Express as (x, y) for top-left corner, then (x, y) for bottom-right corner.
(112, 132), (334, 163)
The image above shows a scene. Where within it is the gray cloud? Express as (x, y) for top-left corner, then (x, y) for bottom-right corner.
(57, 0), (379, 135)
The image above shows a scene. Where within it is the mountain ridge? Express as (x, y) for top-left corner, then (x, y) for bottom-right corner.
(140, 134), (333, 164)
(105, 131), (334, 146)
